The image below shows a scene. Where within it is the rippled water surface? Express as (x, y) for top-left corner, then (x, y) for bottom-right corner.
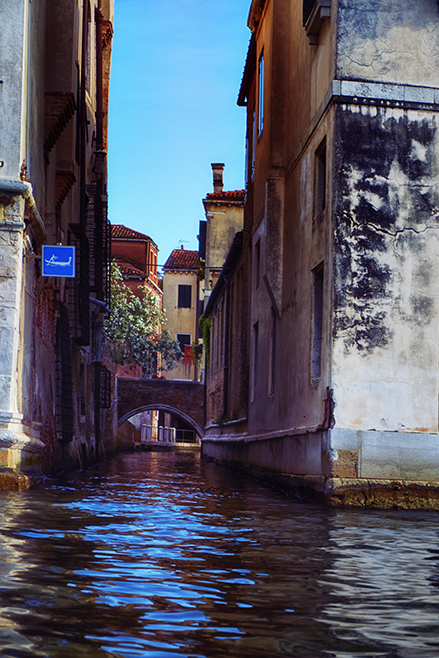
(0, 451), (438, 657)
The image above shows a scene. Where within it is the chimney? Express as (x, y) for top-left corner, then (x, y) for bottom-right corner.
(211, 163), (224, 194)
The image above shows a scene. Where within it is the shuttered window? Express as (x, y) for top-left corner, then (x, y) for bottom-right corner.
(67, 224), (90, 345)
(178, 285), (192, 308)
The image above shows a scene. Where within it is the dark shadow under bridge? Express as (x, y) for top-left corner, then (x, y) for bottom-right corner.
(117, 378), (205, 438)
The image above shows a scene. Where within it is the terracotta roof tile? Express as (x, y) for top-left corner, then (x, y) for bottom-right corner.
(164, 249), (198, 271)
(205, 189), (245, 201)
(113, 256), (145, 277)
(111, 224), (153, 242)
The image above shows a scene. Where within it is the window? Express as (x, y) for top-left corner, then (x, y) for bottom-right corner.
(100, 366), (112, 409)
(255, 238), (261, 289)
(150, 251), (157, 280)
(176, 333), (191, 353)
(312, 264), (324, 380)
(268, 308), (276, 396)
(315, 140), (326, 215)
(85, 184), (110, 306)
(258, 52), (264, 138)
(67, 223), (90, 346)
(251, 321), (259, 401)
(245, 108), (257, 186)
(178, 284), (192, 308)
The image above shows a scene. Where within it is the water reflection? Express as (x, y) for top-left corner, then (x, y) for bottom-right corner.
(0, 451), (437, 657)
(319, 512), (439, 656)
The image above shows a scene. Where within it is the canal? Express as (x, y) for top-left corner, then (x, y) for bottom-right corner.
(0, 450), (438, 657)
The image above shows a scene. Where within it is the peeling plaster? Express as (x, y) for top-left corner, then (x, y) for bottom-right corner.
(332, 104), (439, 432)
(337, 0), (439, 88)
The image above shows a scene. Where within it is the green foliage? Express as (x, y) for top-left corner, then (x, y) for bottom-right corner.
(198, 314), (212, 368)
(196, 257), (205, 281)
(192, 339), (204, 367)
(213, 413), (231, 426)
(104, 263), (182, 377)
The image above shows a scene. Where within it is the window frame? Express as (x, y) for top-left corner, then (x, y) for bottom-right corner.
(315, 138), (327, 216)
(258, 51), (264, 138)
(251, 321), (259, 401)
(254, 238), (261, 289)
(268, 307), (276, 397)
(176, 333), (192, 353)
(311, 263), (324, 381)
(177, 284), (192, 308)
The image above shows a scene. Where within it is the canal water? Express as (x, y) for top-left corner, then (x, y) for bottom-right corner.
(0, 451), (438, 658)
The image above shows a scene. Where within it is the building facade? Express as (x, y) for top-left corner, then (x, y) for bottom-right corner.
(110, 225), (161, 379)
(0, 0), (115, 484)
(201, 164), (245, 309)
(162, 247), (201, 382)
(111, 224), (160, 298)
(203, 231), (249, 428)
(202, 0), (439, 508)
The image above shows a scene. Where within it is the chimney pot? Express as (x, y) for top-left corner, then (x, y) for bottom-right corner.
(211, 163), (225, 194)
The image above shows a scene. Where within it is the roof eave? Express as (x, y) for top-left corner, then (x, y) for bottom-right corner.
(237, 33), (256, 107)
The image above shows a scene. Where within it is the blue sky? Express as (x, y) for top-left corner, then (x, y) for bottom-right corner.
(107, 0), (251, 268)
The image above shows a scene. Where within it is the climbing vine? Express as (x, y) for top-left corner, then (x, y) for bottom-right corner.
(198, 314), (212, 368)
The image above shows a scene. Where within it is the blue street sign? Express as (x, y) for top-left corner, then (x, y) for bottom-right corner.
(42, 245), (76, 278)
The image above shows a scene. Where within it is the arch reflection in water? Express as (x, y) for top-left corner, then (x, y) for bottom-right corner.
(118, 407), (201, 447)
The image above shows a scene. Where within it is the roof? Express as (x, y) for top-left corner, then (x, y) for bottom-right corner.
(164, 248), (198, 271)
(113, 256), (145, 278)
(205, 190), (246, 201)
(111, 224), (154, 243)
(237, 34), (256, 107)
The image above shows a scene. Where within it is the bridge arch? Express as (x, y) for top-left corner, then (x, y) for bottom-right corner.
(118, 403), (205, 438)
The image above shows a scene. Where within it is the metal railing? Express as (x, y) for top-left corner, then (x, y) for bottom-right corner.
(139, 425), (199, 444)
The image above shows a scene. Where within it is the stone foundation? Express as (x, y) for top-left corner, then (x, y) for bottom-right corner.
(202, 427), (439, 510)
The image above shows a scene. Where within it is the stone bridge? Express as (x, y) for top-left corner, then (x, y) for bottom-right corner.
(117, 378), (205, 437)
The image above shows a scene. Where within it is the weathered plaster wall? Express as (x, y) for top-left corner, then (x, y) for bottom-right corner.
(247, 110), (333, 437)
(206, 289), (226, 423)
(0, 0), (27, 179)
(337, 0), (439, 87)
(202, 0), (439, 505)
(204, 203), (243, 294)
(245, 0), (336, 439)
(333, 104), (439, 433)
(0, 205), (26, 421)
(0, 0), (117, 483)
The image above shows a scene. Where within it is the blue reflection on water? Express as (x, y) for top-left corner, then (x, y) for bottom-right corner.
(0, 451), (437, 657)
